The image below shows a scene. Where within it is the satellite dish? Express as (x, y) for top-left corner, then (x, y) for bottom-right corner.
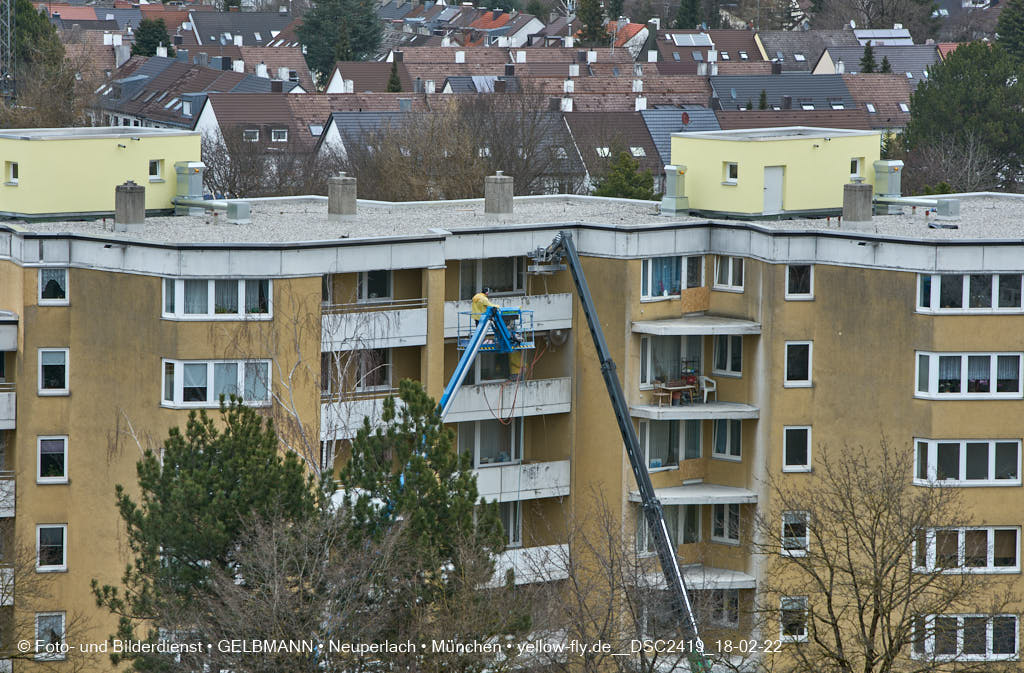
(850, 19), (856, 28)
(681, 111), (690, 125)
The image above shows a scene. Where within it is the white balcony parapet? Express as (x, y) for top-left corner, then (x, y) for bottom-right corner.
(631, 401), (758, 420)
(475, 459), (569, 503)
(322, 300), (427, 352)
(0, 566), (12, 607)
(632, 314), (761, 335)
(445, 377), (571, 423)
(444, 293), (572, 337)
(488, 543), (569, 587)
(0, 310), (17, 351)
(320, 392), (405, 441)
(0, 384), (13, 430)
(629, 482), (756, 505)
(641, 564), (756, 590)
(0, 658), (11, 673)
(0, 476), (13, 518)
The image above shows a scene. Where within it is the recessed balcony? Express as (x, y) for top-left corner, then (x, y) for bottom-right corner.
(0, 474), (14, 518)
(475, 459), (570, 503)
(444, 293), (572, 337)
(445, 377), (571, 422)
(322, 299), (428, 352)
(0, 385), (13, 430)
(488, 543), (569, 587)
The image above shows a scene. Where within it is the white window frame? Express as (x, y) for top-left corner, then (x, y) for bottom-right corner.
(712, 334), (742, 377)
(162, 279), (273, 321)
(712, 419), (742, 461)
(723, 161), (738, 185)
(914, 438), (1021, 486)
(149, 159), (164, 181)
(705, 589), (740, 627)
(38, 268), (69, 306)
(38, 348), (69, 396)
(161, 359), (272, 408)
(915, 352), (1023, 399)
(354, 349), (391, 392)
(850, 157), (863, 179)
(5, 161), (18, 185)
(243, 128), (259, 141)
(783, 426), (812, 472)
(713, 256), (744, 291)
(458, 418), (523, 468)
(784, 341), (813, 388)
(782, 510), (809, 557)
(914, 527), (1020, 573)
(34, 611), (67, 661)
(638, 419), (680, 471)
(917, 273), (1024, 314)
(500, 501), (522, 548)
(785, 264), (813, 300)
(357, 270), (393, 303)
(36, 524), (67, 572)
(637, 503), (684, 555)
(37, 436), (68, 484)
(866, 102), (876, 113)
(460, 257), (526, 299)
(271, 128), (288, 142)
(641, 256), (683, 301)
(780, 596), (809, 642)
(912, 614), (1019, 661)
(711, 502), (740, 544)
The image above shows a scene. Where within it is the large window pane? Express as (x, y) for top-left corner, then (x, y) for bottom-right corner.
(993, 529), (1017, 567)
(39, 439), (65, 479)
(964, 530), (987, 567)
(641, 259), (649, 297)
(938, 356), (960, 393)
(649, 257), (682, 296)
(683, 420), (701, 460)
(995, 442), (1019, 480)
(966, 355), (990, 393)
(41, 351), (66, 389)
(939, 275), (963, 308)
(968, 274), (992, 308)
(996, 355), (1019, 392)
(245, 279), (270, 313)
(214, 362), (238, 399)
(965, 443), (988, 480)
(916, 441), (928, 480)
(214, 280), (238, 314)
(918, 354), (929, 392)
(934, 616), (957, 655)
(993, 616), (1017, 654)
(164, 361), (174, 402)
(648, 421), (677, 468)
(38, 527), (64, 566)
(483, 257), (521, 294)
(729, 335), (742, 372)
(919, 275), (931, 308)
(785, 428), (809, 467)
(788, 265), (811, 295)
(998, 274), (1022, 308)
(682, 504), (700, 543)
(786, 343), (810, 382)
(686, 256), (702, 288)
(935, 530), (958, 568)
(184, 279), (208, 314)
(164, 279), (175, 313)
(40, 268), (67, 300)
(183, 363), (208, 402)
(963, 617), (987, 654)
(361, 271), (391, 301)
(244, 363), (269, 401)
(651, 336), (681, 381)
(936, 443), (959, 480)
(731, 257), (743, 286)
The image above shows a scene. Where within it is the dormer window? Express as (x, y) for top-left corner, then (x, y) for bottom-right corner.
(739, 50), (748, 60)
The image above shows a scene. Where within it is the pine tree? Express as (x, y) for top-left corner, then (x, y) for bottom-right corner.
(576, 0), (607, 45)
(879, 55), (892, 73)
(525, 0), (545, 17)
(606, 0), (624, 21)
(386, 59), (402, 92)
(674, 0), (699, 29)
(593, 150), (656, 200)
(758, 89), (768, 109)
(13, 0), (64, 70)
(998, 0), (1024, 62)
(859, 41), (876, 73)
(298, 0), (382, 87)
(132, 18), (175, 58)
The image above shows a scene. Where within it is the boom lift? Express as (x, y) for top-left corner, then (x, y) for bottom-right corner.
(529, 231), (712, 672)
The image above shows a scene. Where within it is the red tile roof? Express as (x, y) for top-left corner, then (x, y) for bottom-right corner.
(470, 10), (513, 30)
(608, 22), (645, 48)
(33, 3), (96, 20)
(841, 73), (912, 129)
(936, 42), (964, 59)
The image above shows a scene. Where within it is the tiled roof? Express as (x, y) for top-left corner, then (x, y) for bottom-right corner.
(97, 8), (142, 30)
(713, 108), (872, 130)
(402, 62), (507, 81)
(391, 47), (512, 64)
(138, 7), (195, 31)
(936, 42), (965, 59)
(470, 9), (513, 30)
(334, 61), (413, 93)
(238, 46), (315, 91)
(756, 29), (859, 72)
(441, 75), (519, 93)
(841, 73), (912, 129)
(640, 106), (721, 164)
(608, 22), (646, 48)
(378, 0), (414, 20)
(189, 10), (294, 46)
(561, 92), (711, 111)
(709, 73), (854, 111)
(565, 111), (663, 178)
(655, 29), (764, 74)
(816, 45), (939, 89)
(63, 40), (116, 82)
(34, 3), (96, 20)
(529, 75), (711, 96)
(55, 18), (119, 31)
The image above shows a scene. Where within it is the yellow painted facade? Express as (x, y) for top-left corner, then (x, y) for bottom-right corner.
(670, 127), (881, 215)
(0, 128), (199, 217)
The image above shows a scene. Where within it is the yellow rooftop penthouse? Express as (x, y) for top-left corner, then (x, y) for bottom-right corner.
(0, 127), (200, 219)
(670, 126), (881, 218)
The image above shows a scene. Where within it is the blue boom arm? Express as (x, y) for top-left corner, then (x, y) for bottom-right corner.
(438, 305), (519, 421)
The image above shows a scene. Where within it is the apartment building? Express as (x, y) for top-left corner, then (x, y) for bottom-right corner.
(0, 128), (1021, 667)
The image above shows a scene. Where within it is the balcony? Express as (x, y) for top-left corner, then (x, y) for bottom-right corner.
(445, 377), (571, 423)
(629, 483), (756, 506)
(488, 543), (569, 587)
(0, 311), (16, 351)
(322, 300), (428, 352)
(0, 474), (13, 518)
(632, 314), (761, 336)
(444, 293), (572, 337)
(0, 565), (11, 607)
(475, 459), (570, 503)
(630, 400), (758, 421)
(320, 390), (404, 441)
(0, 384), (13, 430)
(642, 564), (756, 591)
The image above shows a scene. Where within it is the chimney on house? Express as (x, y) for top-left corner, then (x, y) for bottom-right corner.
(173, 34), (184, 46)
(112, 33), (123, 46)
(587, 49), (597, 63)
(782, 95), (792, 109)
(494, 78), (507, 92)
(103, 32), (113, 45)
(278, 66), (289, 80)
(114, 181), (145, 233)
(568, 63), (579, 77)
(842, 179), (873, 229)
(178, 48), (189, 62)
(156, 44), (168, 58)
(221, 56), (232, 70)
(835, 59), (845, 74)
(564, 35), (574, 48)
(563, 79), (574, 93)
(455, 50), (465, 63)
(328, 173), (357, 221)
(196, 52), (209, 67)
(256, 62), (269, 78)
(661, 165), (689, 215)
(484, 171), (513, 216)
(234, 34), (243, 46)
(771, 60), (782, 74)
(632, 78), (642, 92)
(634, 95), (647, 110)
(516, 49), (526, 63)
(414, 76), (423, 93)
(271, 79), (283, 92)
(233, 59), (245, 72)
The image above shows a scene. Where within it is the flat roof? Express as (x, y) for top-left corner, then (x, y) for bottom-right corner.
(0, 127), (198, 141)
(674, 126), (879, 141)
(9, 193), (1024, 245)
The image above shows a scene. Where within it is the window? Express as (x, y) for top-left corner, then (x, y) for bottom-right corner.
(800, 103), (815, 110)
(712, 335), (742, 376)
(37, 436), (67, 484)
(785, 341), (812, 387)
(182, 100), (192, 116)
(355, 349), (390, 391)
(899, 102), (910, 112)
(639, 334), (701, 387)
(357, 270), (392, 302)
(916, 352), (1022, 399)
(714, 256), (743, 291)
(686, 256), (703, 289)
(918, 273), (1024, 312)
(712, 503), (740, 543)
(243, 129), (259, 141)
(5, 161), (18, 185)
(458, 418), (523, 467)
(850, 157), (862, 178)
(641, 256), (682, 298)
(794, 52), (805, 61)
(35, 612), (66, 660)
(39, 268), (68, 305)
(914, 527), (1019, 572)
(780, 597), (808, 642)
(161, 360), (271, 407)
(596, 146), (611, 157)
(866, 102), (876, 113)
(723, 161), (738, 184)
(738, 50), (748, 60)
(271, 128), (288, 142)
(630, 146), (646, 157)
(638, 420), (679, 469)
(713, 419), (741, 460)
(638, 504), (681, 553)
(913, 615), (1018, 660)
(720, 51), (730, 60)
(915, 439), (1020, 485)
(38, 348), (68, 395)
(782, 511), (809, 556)
(499, 501), (522, 547)
(459, 257), (525, 299)
(682, 503), (701, 543)
(163, 279), (272, 319)
(783, 426), (811, 472)
(786, 264), (813, 299)
(36, 525), (67, 571)
(149, 159), (163, 181)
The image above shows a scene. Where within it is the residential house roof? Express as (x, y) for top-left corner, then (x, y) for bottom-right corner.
(333, 61), (414, 92)
(936, 42), (965, 59)
(529, 75), (711, 97)
(713, 108), (872, 130)
(536, 16), (576, 37)
(639, 106), (721, 164)
(564, 111), (663, 182)
(562, 92), (711, 111)
(55, 18), (119, 31)
(442, 75), (519, 93)
(390, 47), (512, 64)
(814, 44), (939, 89)
(96, 8), (142, 30)
(654, 29), (764, 74)
(34, 3), (97, 21)
(378, 0), (415, 21)
(709, 73), (854, 111)
(189, 10), (293, 46)
(608, 22), (646, 48)
(470, 9), (514, 30)
(238, 46), (315, 91)
(755, 29), (860, 72)
(841, 73), (912, 130)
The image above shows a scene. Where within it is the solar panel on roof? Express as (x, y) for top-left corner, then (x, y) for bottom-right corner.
(672, 33), (713, 47)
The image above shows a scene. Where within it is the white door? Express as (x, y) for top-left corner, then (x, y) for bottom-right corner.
(763, 166), (784, 214)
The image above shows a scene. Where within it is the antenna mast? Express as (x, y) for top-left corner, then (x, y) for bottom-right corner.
(0, 0), (13, 98)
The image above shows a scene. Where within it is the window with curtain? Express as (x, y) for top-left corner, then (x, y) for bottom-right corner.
(214, 280), (238, 314)
(184, 279), (208, 314)
(246, 280), (270, 313)
(166, 279), (271, 318)
(643, 420), (678, 468)
(642, 257), (682, 297)
(919, 352), (1023, 397)
(40, 350), (67, 391)
(214, 362), (238, 399)
(651, 336), (681, 381)
(244, 362), (269, 401)
(938, 356), (961, 393)
(39, 268), (67, 301)
(683, 420), (701, 459)
(183, 363), (208, 402)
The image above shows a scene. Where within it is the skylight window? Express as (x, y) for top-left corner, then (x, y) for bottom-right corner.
(630, 146), (646, 157)
(673, 52), (680, 61)
(794, 53), (805, 62)
(143, 91), (157, 102)
(899, 102), (910, 112)
(164, 97), (179, 109)
(906, 71), (913, 78)
(692, 51), (703, 62)
(801, 103), (814, 110)
(309, 124), (324, 135)
(254, 31), (262, 41)
(739, 50), (748, 60)
(720, 51), (730, 60)
(866, 103), (876, 113)
(831, 102), (844, 109)
(596, 147), (611, 157)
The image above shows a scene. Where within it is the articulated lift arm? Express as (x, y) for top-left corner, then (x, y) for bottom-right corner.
(438, 305), (520, 422)
(533, 232), (711, 672)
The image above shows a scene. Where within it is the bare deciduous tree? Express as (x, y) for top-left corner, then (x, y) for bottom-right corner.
(896, 131), (1004, 195)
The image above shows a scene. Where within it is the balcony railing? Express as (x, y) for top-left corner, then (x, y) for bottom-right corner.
(321, 389), (404, 441)
(488, 543), (569, 587)
(445, 377), (571, 422)
(444, 293), (572, 337)
(322, 299), (428, 352)
(474, 459), (570, 503)
(0, 475), (13, 518)
(0, 565), (12, 607)
(0, 384), (12, 430)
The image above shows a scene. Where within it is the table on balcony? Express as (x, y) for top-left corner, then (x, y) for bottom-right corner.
(655, 379), (698, 406)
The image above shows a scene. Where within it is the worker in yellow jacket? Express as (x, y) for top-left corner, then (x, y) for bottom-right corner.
(471, 287), (499, 324)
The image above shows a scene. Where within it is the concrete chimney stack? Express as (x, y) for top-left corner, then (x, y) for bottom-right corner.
(484, 171), (513, 216)
(328, 173), (357, 221)
(114, 180), (145, 232)
(842, 179), (874, 230)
